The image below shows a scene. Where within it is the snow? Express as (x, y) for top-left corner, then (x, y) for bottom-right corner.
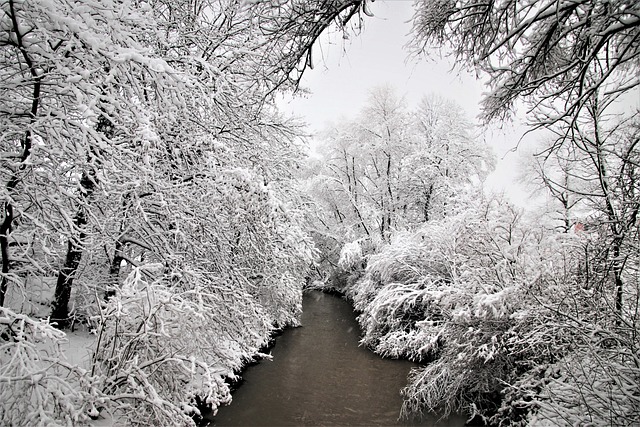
(2, 0), (638, 425)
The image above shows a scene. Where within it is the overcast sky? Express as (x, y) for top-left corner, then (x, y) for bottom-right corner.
(282, 2), (484, 122)
(277, 1), (537, 206)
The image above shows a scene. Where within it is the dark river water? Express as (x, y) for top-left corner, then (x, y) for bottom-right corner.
(207, 291), (466, 426)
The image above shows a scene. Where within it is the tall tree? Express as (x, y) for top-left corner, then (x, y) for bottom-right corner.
(308, 86), (492, 244)
(541, 89), (639, 324)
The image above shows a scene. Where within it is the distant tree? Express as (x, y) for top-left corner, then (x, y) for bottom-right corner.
(310, 86), (411, 242)
(541, 89), (639, 325)
(315, 121), (376, 238)
(308, 87), (492, 244)
(357, 85), (412, 240)
(403, 95), (493, 222)
(518, 140), (586, 233)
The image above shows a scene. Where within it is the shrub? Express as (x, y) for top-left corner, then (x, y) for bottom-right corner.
(0, 308), (103, 426)
(92, 264), (277, 425)
(345, 197), (640, 425)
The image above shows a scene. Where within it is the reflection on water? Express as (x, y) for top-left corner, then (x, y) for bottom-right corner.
(207, 291), (466, 426)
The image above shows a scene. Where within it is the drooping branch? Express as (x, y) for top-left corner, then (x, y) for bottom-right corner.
(410, 0), (640, 125)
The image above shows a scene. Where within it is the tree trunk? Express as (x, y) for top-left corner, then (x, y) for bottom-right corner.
(612, 238), (624, 327)
(1, 3), (39, 306)
(0, 137), (34, 307)
(51, 169), (96, 328)
(51, 209), (87, 328)
(50, 115), (110, 326)
(423, 183), (434, 222)
(0, 201), (14, 307)
(105, 239), (123, 300)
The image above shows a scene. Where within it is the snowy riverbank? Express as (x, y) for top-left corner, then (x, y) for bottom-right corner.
(320, 200), (640, 426)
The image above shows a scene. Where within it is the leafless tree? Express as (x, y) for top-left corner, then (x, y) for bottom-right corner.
(410, 0), (640, 126)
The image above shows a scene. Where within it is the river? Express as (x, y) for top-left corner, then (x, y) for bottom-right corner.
(206, 290), (466, 426)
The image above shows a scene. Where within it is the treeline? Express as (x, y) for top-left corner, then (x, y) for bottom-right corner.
(0, 1), (368, 425)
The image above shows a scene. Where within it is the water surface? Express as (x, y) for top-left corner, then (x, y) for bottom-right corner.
(209, 291), (465, 426)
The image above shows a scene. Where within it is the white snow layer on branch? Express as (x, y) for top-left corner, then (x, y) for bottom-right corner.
(0, 307), (104, 426)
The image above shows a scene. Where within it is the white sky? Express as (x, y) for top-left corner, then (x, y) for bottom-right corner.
(276, 1), (536, 206)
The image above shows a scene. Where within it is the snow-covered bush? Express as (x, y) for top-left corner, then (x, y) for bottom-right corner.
(346, 226), (452, 307)
(347, 223), (457, 361)
(531, 342), (640, 426)
(338, 240), (365, 270)
(346, 195), (640, 425)
(393, 203), (594, 421)
(357, 282), (447, 361)
(400, 284), (551, 422)
(0, 308), (103, 426)
(312, 237), (380, 293)
(93, 264), (272, 426)
(511, 294), (637, 422)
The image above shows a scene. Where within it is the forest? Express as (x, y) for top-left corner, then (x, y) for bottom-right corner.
(0, 0), (638, 426)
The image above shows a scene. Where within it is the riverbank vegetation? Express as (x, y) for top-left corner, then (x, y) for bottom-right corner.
(309, 94), (639, 423)
(307, 0), (640, 424)
(325, 193), (638, 425)
(0, 1), (369, 425)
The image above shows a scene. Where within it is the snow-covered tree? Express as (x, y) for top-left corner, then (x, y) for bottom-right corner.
(401, 94), (493, 223)
(410, 0), (640, 125)
(308, 86), (492, 246)
(0, 0), (374, 424)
